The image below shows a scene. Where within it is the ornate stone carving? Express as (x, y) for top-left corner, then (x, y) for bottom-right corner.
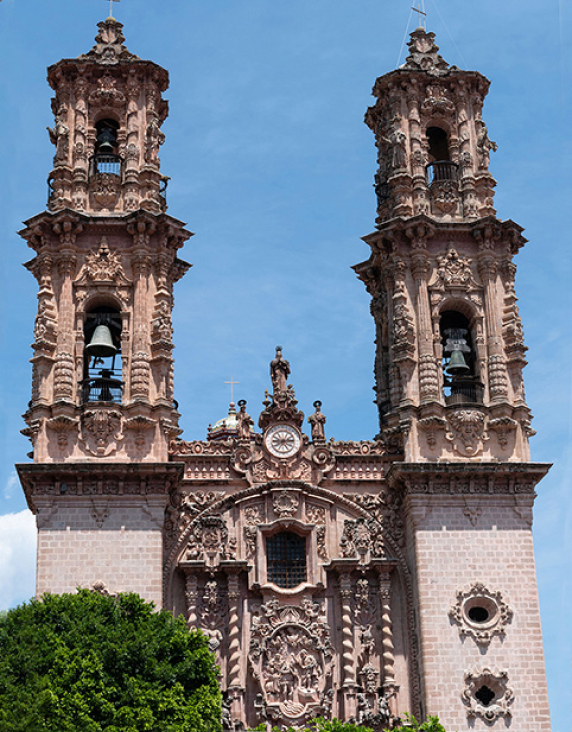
(308, 401), (326, 442)
(450, 582), (513, 647)
(431, 179), (458, 214)
(272, 490), (300, 517)
(91, 501), (109, 529)
(80, 408), (123, 457)
(184, 515), (235, 565)
(343, 491), (404, 547)
(249, 600), (333, 723)
(446, 409), (487, 457)
(462, 668), (514, 725)
(418, 415), (446, 449)
(340, 518), (385, 562)
(435, 247), (473, 288)
(198, 579), (227, 654)
(46, 415), (79, 450)
(403, 28), (450, 75)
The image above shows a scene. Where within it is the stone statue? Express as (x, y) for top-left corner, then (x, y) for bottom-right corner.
(308, 400), (326, 442)
(476, 122), (497, 169)
(270, 346), (290, 393)
(236, 399), (254, 440)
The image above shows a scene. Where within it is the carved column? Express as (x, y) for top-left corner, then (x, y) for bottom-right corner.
(378, 575), (397, 714)
(339, 571), (358, 718)
(411, 248), (440, 402)
(478, 254), (508, 401)
(53, 226), (78, 402)
(225, 569), (245, 727)
(131, 248), (152, 400)
(184, 572), (198, 629)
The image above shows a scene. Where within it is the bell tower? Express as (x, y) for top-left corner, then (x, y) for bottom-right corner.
(354, 28), (552, 730)
(17, 17), (190, 606)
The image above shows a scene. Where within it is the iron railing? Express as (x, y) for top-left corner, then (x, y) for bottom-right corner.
(426, 160), (459, 185)
(89, 153), (123, 179)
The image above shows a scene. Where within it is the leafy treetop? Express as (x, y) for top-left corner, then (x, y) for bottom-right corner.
(0, 590), (221, 732)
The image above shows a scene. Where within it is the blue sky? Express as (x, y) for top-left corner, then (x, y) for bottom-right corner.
(0, 0), (570, 728)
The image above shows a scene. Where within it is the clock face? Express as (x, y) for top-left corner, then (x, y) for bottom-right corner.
(265, 425), (301, 458)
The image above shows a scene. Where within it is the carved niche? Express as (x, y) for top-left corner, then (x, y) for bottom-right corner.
(249, 599), (333, 723)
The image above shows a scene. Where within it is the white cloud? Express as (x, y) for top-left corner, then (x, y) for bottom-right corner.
(0, 510), (36, 611)
(3, 471), (18, 500)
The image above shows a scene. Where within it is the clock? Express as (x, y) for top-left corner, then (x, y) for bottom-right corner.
(265, 424), (301, 459)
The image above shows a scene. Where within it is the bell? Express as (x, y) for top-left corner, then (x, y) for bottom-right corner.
(96, 127), (116, 154)
(85, 325), (118, 359)
(445, 349), (470, 376)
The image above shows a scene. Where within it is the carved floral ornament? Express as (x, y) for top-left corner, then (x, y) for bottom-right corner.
(249, 599), (333, 723)
(449, 582), (513, 647)
(462, 667), (514, 725)
(184, 515), (237, 566)
(79, 408), (123, 457)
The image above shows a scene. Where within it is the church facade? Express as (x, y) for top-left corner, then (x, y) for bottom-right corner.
(17, 18), (552, 731)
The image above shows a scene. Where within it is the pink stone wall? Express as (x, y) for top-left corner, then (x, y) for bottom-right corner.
(35, 499), (165, 607)
(407, 496), (550, 730)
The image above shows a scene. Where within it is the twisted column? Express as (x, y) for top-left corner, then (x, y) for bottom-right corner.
(378, 574), (397, 714)
(226, 574), (242, 689)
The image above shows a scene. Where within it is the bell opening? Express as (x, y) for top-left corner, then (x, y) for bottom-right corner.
(440, 310), (483, 405)
(83, 307), (123, 404)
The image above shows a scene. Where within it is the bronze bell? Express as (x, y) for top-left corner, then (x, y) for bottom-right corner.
(445, 349), (470, 376)
(85, 325), (118, 359)
(96, 127), (116, 154)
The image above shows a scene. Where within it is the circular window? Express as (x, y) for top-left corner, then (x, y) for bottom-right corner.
(462, 595), (499, 628)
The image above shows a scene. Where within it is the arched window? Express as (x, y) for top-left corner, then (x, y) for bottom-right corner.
(426, 126), (457, 183)
(267, 532), (307, 589)
(92, 119), (122, 177)
(82, 307), (123, 404)
(440, 310), (483, 405)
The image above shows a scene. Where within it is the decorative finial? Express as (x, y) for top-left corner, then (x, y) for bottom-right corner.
(411, 1), (426, 29)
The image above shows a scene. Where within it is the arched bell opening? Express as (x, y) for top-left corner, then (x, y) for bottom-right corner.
(82, 306), (123, 404)
(440, 309), (483, 405)
(90, 118), (123, 178)
(426, 126), (458, 184)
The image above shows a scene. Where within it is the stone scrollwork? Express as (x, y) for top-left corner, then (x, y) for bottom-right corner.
(450, 582), (513, 647)
(462, 667), (514, 725)
(249, 600), (333, 723)
(272, 490), (299, 517)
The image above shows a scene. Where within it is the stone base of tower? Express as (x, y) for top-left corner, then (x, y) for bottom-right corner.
(389, 462), (551, 731)
(18, 462), (182, 607)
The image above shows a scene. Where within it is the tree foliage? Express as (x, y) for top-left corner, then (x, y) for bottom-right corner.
(248, 719), (374, 732)
(0, 590), (221, 732)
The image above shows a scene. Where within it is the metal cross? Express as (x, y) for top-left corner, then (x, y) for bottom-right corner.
(411, 1), (427, 28)
(225, 376), (240, 403)
(106, 0), (120, 18)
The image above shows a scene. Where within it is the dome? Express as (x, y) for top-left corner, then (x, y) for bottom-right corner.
(207, 402), (239, 441)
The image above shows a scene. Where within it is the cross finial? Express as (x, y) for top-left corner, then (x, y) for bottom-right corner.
(106, 0), (120, 19)
(411, 1), (427, 28)
(225, 376), (240, 403)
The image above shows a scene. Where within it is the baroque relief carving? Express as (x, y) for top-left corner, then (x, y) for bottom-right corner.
(184, 515), (236, 565)
(450, 582), (513, 647)
(272, 490), (299, 517)
(249, 599), (333, 723)
(462, 667), (514, 725)
(340, 518), (385, 562)
(80, 408), (123, 457)
(446, 409), (487, 456)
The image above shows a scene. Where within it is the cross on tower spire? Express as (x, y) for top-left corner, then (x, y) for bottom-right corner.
(411, 1), (427, 28)
(225, 376), (240, 403)
(106, 0), (120, 19)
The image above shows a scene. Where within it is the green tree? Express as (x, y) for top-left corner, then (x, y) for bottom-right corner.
(248, 719), (374, 732)
(0, 590), (221, 732)
(390, 714), (446, 732)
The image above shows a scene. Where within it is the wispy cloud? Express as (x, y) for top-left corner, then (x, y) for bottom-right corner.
(3, 471), (18, 501)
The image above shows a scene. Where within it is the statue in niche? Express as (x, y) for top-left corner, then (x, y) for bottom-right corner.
(270, 345), (290, 393)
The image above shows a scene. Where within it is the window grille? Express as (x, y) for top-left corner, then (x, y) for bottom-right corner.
(267, 532), (307, 588)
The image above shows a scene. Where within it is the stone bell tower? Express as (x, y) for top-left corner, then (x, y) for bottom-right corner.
(17, 17), (191, 606)
(354, 28), (551, 730)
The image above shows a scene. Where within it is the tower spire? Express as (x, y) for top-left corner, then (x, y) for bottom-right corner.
(411, 1), (427, 29)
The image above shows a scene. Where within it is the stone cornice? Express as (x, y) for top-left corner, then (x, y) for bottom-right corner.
(387, 461), (551, 496)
